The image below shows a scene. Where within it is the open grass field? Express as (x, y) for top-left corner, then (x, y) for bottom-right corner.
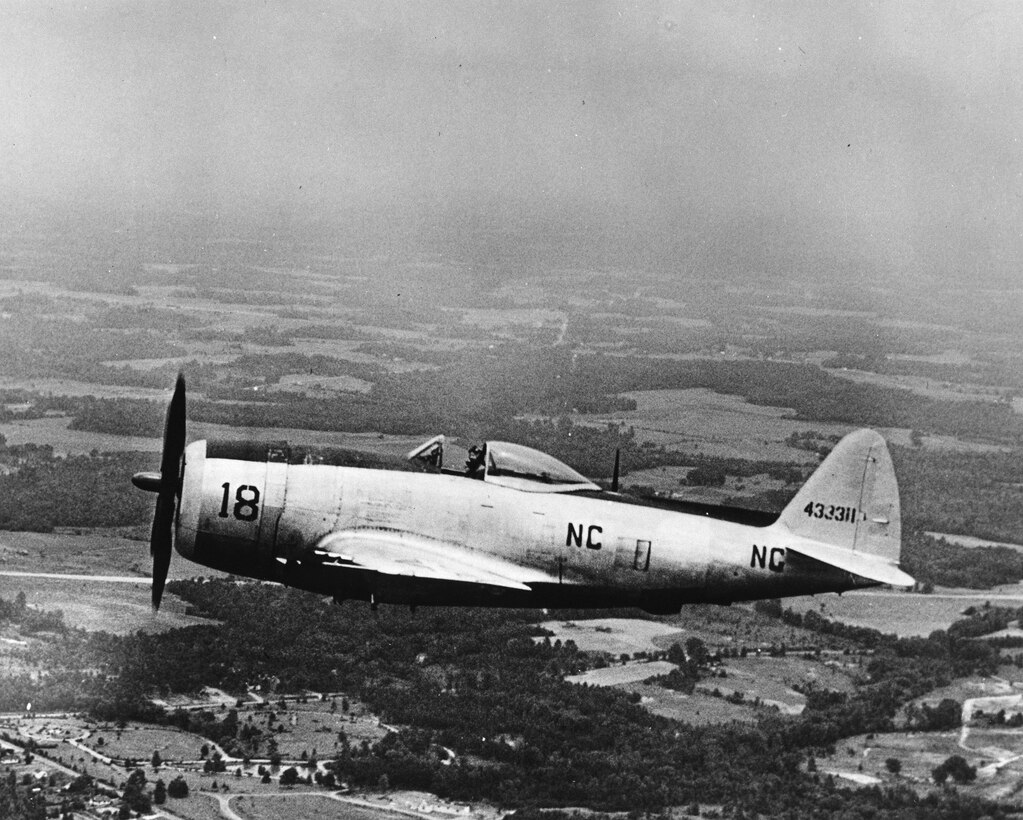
(784, 588), (1023, 638)
(269, 699), (388, 759)
(0, 527), (152, 576)
(537, 617), (684, 655)
(718, 653), (857, 699)
(658, 604), (830, 652)
(83, 725), (205, 762)
(566, 660), (675, 687)
(823, 730), (962, 787)
(628, 681), (758, 726)
(830, 367), (1015, 409)
(586, 388), (847, 460)
(0, 415), (163, 454)
(0, 415), (430, 457)
(230, 794), (396, 820)
(0, 527), (223, 633)
(1, 574), (215, 634)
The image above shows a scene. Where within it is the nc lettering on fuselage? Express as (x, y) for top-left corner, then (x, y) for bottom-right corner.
(566, 522), (603, 550)
(751, 544), (785, 572)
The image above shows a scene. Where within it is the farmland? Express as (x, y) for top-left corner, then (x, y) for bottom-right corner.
(1, 237), (1023, 819)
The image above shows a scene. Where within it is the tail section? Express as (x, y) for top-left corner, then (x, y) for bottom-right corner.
(776, 429), (912, 587)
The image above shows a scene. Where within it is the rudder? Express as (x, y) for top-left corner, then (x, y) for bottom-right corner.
(777, 429), (901, 562)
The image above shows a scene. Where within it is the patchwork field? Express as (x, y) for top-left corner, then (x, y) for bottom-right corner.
(552, 617), (860, 725)
(585, 388), (847, 460)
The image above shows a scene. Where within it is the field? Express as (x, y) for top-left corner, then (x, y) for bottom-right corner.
(0, 575), (211, 634)
(0, 528), (223, 634)
(0, 415), (430, 457)
(268, 699), (388, 759)
(0, 415), (163, 454)
(227, 792), (491, 820)
(784, 588), (1023, 638)
(551, 616), (860, 726)
(829, 367), (1012, 407)
(81, 725), (202, 761)
(585, 388), (849, 460)
(232, 795), (381, 820)
(566, 660), (676, 687)
(822, 730), (957, 787)
(626, 681), (758, 726)
(537, 617), (684, 655)
(1, 247), (1022, 817)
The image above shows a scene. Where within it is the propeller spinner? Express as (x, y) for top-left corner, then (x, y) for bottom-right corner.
(132, 374), (186, 610)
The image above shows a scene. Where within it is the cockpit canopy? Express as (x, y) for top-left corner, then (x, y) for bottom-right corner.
(407, 435), (599, 493)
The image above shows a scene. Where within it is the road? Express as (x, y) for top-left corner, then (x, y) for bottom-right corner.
(0, 570), (149, 583)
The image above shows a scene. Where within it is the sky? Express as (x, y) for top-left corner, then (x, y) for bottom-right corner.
(2, 1), (1022, 283)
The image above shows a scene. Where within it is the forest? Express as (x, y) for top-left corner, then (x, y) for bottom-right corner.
(0, 584), (1012, 818)
(0, 440), (152, 531)
(34, 344), (1023, 443)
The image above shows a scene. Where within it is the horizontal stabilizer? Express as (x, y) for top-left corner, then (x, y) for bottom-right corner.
(313, 529), (557, 591)
(786, 540), (915, 589)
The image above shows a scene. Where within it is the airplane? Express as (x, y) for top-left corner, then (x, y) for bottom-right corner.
(132, 375), (914, 613)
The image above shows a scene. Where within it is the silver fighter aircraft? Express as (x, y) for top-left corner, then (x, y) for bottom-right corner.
(133, 376), (914, 612)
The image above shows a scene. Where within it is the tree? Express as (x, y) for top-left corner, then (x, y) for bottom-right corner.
(280, 767), (300, 787)
(685, 637), (710, 667)
(885, 758), (902, 775)
(167, 776), (189, 799)
(153, 779), (166, 805)
(121, 768), (150, 814)
(151, 750), (162, 770)
(932, 755), (976, 784)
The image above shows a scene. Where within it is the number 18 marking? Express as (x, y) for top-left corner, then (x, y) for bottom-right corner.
(219, 483), (261, 522)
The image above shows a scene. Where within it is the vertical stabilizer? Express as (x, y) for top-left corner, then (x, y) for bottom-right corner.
(777, 429), (901, 563)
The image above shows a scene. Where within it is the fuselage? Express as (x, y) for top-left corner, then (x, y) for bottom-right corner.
(174, 439), (873, 613)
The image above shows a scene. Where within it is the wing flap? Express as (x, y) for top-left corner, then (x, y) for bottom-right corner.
(313, 529), (556, 591)
(786, 540), (915, 588)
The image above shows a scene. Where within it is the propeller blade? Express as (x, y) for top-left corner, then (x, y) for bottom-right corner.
(150, 374), (186, 611)
(151, 493), (174, 609)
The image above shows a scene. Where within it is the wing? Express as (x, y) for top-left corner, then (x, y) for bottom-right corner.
(309, 529), (562, 590)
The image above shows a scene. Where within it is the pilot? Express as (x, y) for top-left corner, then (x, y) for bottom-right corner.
(465, 444), (486, 478)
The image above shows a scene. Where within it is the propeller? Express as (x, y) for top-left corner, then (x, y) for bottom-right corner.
(132, 374), (186, 610)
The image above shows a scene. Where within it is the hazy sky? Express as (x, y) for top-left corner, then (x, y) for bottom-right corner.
(3, 1), (1022, 282)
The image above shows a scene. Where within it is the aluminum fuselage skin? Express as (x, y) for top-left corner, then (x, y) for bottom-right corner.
(174, 440), (871, 613)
